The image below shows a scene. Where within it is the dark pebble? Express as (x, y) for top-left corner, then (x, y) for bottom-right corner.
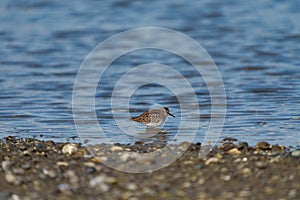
(220, 142), (236, 151)
(255, 161), (268, 169)
(271, 145), (283, 153)
(257, 142), (271, 150)
(222, 137), (238, 142)
(237, 142), (249, 150)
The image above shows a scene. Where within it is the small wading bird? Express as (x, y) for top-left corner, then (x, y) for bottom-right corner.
(131, 107), (175, 127)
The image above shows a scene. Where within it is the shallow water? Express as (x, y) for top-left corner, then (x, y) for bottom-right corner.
(0, 0), (299, 147)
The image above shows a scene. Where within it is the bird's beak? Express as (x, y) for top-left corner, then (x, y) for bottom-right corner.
(168, 112), (175, 118)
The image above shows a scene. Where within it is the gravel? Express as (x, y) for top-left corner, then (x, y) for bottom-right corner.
(0, 136), (299, 200)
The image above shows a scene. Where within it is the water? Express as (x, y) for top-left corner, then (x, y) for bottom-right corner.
(0, 0), (299, 147)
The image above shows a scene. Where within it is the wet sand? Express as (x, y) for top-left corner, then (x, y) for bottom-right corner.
(0, 136), (299, 200)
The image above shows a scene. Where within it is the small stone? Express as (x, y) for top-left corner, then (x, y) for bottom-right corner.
(43, 169), (56, 178)
(220, 167), (228, 173)
(205, 157), (219, 165)
(223, 137), (238, 142)
(91, 157), (103, 163)
(57, 183), (70, 192)
(197, 192), (207, 199)
(135, 141), (143, 145)
(183, 182), (192, 188)
(122, 191), (133, 199)
(271, 145), (283, 153)
(64, 170), (78, 185)
(184, 161), (194, 165)
(84, 162), (96, 168)
(129, 197), (138, 200)
(155, 175), (166, 181)
(120, 152), (131, 162)
(12, 168), (24, 175)
(255, 161), (268, 169)
(89, 175), (109, 192)
(288, 189), (297, 198)
(75, 149), (86, 156)
(5, 173), (15, 183)
(110, 146), (123, 152)
(85, 166), (96, 174)
(241, 168), (251, 176)
(257, 142), (271, 150)
(270, 156), (281, 163)
(22, 151), (31, 156)
(143, 188), (155, 195)
(127, 183), (137, 191)
(222, 192), (234, 198)
(222, 175), (231, 181)
(1, 161), (12, 172)
(11, 194), (20, 200)
(237, 142), (249, 150)
(44, 140), (56, 147)
(106, 177), (117, 184)
(289, 175), (295, 180)
(264, 186), (274, 195)
(62, 144), (78, 155)
(220, 142), (236, 151)
(195, 164), (204, 170)
(291, 150), (300, 157)
(18, 145), (27, 151)
(238, 190), (251, 198)
(216, 153), (223, 159)
(175, 190), (186, 197)
(6, 136), (16, 142)
(21, 163), (31, 169)
(56, 161), (69, 167)
(191, 176), (198, 182)
(197, 178), (205, 185)
(228, 148), (241, 155)
(5, 172), (20, 185)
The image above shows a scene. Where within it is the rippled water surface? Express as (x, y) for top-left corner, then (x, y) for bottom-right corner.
(0, 0), (299, 147)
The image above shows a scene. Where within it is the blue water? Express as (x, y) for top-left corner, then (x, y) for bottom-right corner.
(0, 0), (299, 147)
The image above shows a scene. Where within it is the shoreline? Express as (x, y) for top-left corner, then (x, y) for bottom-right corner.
(0, 136), (299, 199)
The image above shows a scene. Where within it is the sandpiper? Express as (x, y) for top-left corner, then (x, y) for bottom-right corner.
(131, 107), (175, 127)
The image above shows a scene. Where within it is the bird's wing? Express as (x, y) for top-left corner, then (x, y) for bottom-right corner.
(131, 111), (151, 123)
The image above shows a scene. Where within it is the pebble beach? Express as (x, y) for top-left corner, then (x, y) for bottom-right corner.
(1, 136), (299, 200)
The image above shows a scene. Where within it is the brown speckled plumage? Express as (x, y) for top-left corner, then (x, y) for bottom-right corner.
(131, 107), (175, 127)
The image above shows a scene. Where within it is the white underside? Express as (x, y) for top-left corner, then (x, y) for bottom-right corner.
(145, 121), (165, 127)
